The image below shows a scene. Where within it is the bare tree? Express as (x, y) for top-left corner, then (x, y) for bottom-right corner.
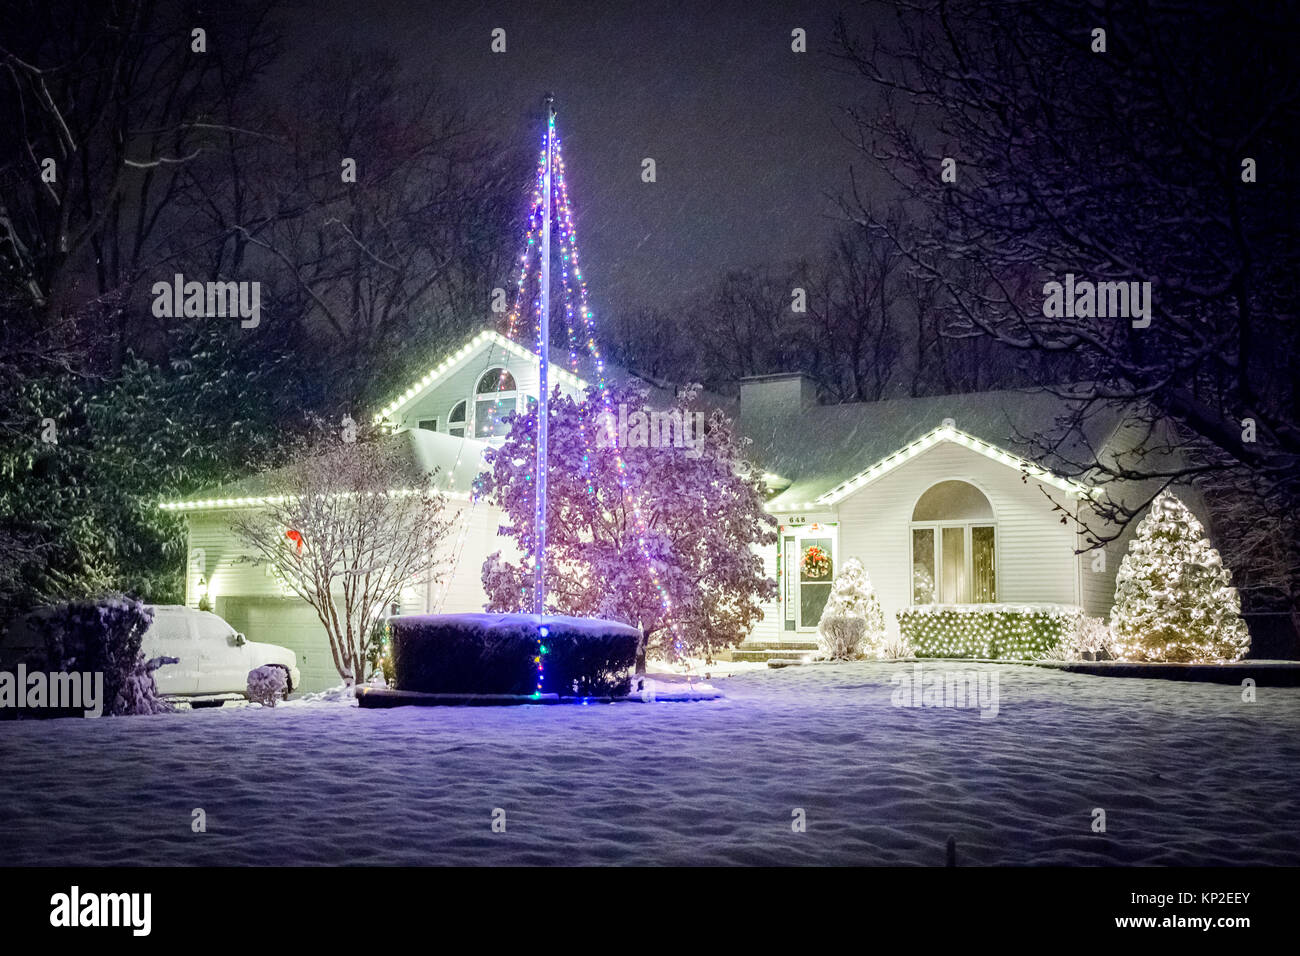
(834, 0), (1300, 612)
(230, 435), (455, 685)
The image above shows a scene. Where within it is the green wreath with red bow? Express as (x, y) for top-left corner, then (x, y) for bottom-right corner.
(801, 545), (831, 579)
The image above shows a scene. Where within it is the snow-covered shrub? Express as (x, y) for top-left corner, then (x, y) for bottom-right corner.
(898, 604), (1082, 659)
(1075, 615), (1116, 660)
(878, 631), (912, 660)
(1109, 491), (1250, 663)
(246, 665), (288, 706)
(32, 596), (170, 716)
(818, 616), (867, 660)
(389, 613), (640, 697)
(816, 557), (886, 659)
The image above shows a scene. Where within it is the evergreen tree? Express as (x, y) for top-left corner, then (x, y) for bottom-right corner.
(817, 557), (887, 659)
(1110, 492), (1250, 662)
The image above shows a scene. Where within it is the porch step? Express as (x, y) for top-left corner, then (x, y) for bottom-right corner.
(729, 648), (818, 663)
(734, 641), (820, 651)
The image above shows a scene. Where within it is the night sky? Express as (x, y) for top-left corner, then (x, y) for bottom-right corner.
(294, 0), (875, 320)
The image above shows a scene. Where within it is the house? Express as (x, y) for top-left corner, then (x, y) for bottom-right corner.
(736, 373), (1192, 655)
(161, 328), (1205, 689)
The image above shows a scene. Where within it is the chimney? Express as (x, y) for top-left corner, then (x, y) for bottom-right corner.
(739, 373), (818, 424)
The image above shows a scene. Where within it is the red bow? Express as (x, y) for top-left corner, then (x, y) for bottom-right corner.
(286, 529), (304, 554)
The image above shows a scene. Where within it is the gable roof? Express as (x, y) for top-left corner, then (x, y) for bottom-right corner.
(745, 388), (1123, 511)
(373, 329), (591, 425)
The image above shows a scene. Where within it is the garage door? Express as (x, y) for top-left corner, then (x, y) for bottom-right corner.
(216, 597), (342, 693)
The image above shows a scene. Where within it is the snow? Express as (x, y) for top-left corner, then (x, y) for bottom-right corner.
(1, 662), (1297, 865)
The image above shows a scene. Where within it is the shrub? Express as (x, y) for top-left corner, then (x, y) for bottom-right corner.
(898, 604), (1082, 659)
(390, 612), (640, 697)
(879, 631), (912, 660)
(247, 665), (288, 706)
(816, 557), (886, 659)
(32, 595), (170, 716)
(818, 617), (867, 660)
(1075, 615), (1117, 660)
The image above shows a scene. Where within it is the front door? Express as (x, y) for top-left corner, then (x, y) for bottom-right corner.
(781, 525), (838, 632)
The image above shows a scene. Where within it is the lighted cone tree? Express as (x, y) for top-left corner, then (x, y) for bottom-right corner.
(816, 557), (886, 659)
(1109, 491), (1250, 663)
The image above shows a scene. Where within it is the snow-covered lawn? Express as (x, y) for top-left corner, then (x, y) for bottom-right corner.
(2, 662), (1297, 865)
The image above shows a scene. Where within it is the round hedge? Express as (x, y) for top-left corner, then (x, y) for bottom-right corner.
(389, 613), (641, 697)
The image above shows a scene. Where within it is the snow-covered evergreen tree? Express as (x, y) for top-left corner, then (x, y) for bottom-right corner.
(817, 557), (887, 659)
(1109, 491), (1250, 662)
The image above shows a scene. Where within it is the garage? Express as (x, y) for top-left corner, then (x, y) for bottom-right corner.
(216, 596), (341, 693)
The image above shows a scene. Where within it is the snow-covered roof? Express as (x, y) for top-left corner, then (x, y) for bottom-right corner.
(160, 427), (490, 511)
(744, 388), (1124, 511)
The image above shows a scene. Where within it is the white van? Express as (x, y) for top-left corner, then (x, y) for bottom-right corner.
(146, 606), (301, 698)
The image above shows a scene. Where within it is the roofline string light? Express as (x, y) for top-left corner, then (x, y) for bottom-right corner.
(804, 424), (1091, 509)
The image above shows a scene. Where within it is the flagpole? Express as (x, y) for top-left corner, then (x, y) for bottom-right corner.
(533, 93), (554, 618)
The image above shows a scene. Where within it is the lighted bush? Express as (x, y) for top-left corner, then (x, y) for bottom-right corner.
(898, 604), (1082, 659)
(1109, 491), (1250, 662)
(389, 612), (640, 697)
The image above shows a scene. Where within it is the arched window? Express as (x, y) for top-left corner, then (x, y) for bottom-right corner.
(448, 400), (467, 439)
(477, 368), (517, 393)
(910, 480), (996, 604)
(473, 367), (518, 439)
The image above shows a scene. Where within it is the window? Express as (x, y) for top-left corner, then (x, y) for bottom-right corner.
(448, 401), (467, 438)
(477, 369), (516, 393)
(474, 367), (519, 439)
(910, 481), (996, 604)
(417, 418), (438, 432)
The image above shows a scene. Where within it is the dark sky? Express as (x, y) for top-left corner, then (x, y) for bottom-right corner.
(297, 0), (877, 321)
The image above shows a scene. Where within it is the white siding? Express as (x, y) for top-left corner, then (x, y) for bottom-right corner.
(395, 341), (583, 436)
(834, 440), (1081, 637)
(749, 540), (781, 642)
(184, 499), (514, 689)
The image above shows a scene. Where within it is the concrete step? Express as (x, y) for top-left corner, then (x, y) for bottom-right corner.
(729, 648), (817, 663)
(734, 641), (820, 651)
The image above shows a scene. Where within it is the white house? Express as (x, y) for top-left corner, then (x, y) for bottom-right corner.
(162, 328), (1203, 689)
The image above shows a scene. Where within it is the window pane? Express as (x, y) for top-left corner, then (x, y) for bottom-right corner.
(799, 538), (833, 627)
(448, 401), (466, 424)
(941, 526), (968, 603)
(474, 398), (516, 438)
(912, 528), (936, 604)
(972, 525), (996, 602)
(477, 368), (516, 393)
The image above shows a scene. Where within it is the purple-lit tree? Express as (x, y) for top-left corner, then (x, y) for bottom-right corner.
(478, 381), (777, 668)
